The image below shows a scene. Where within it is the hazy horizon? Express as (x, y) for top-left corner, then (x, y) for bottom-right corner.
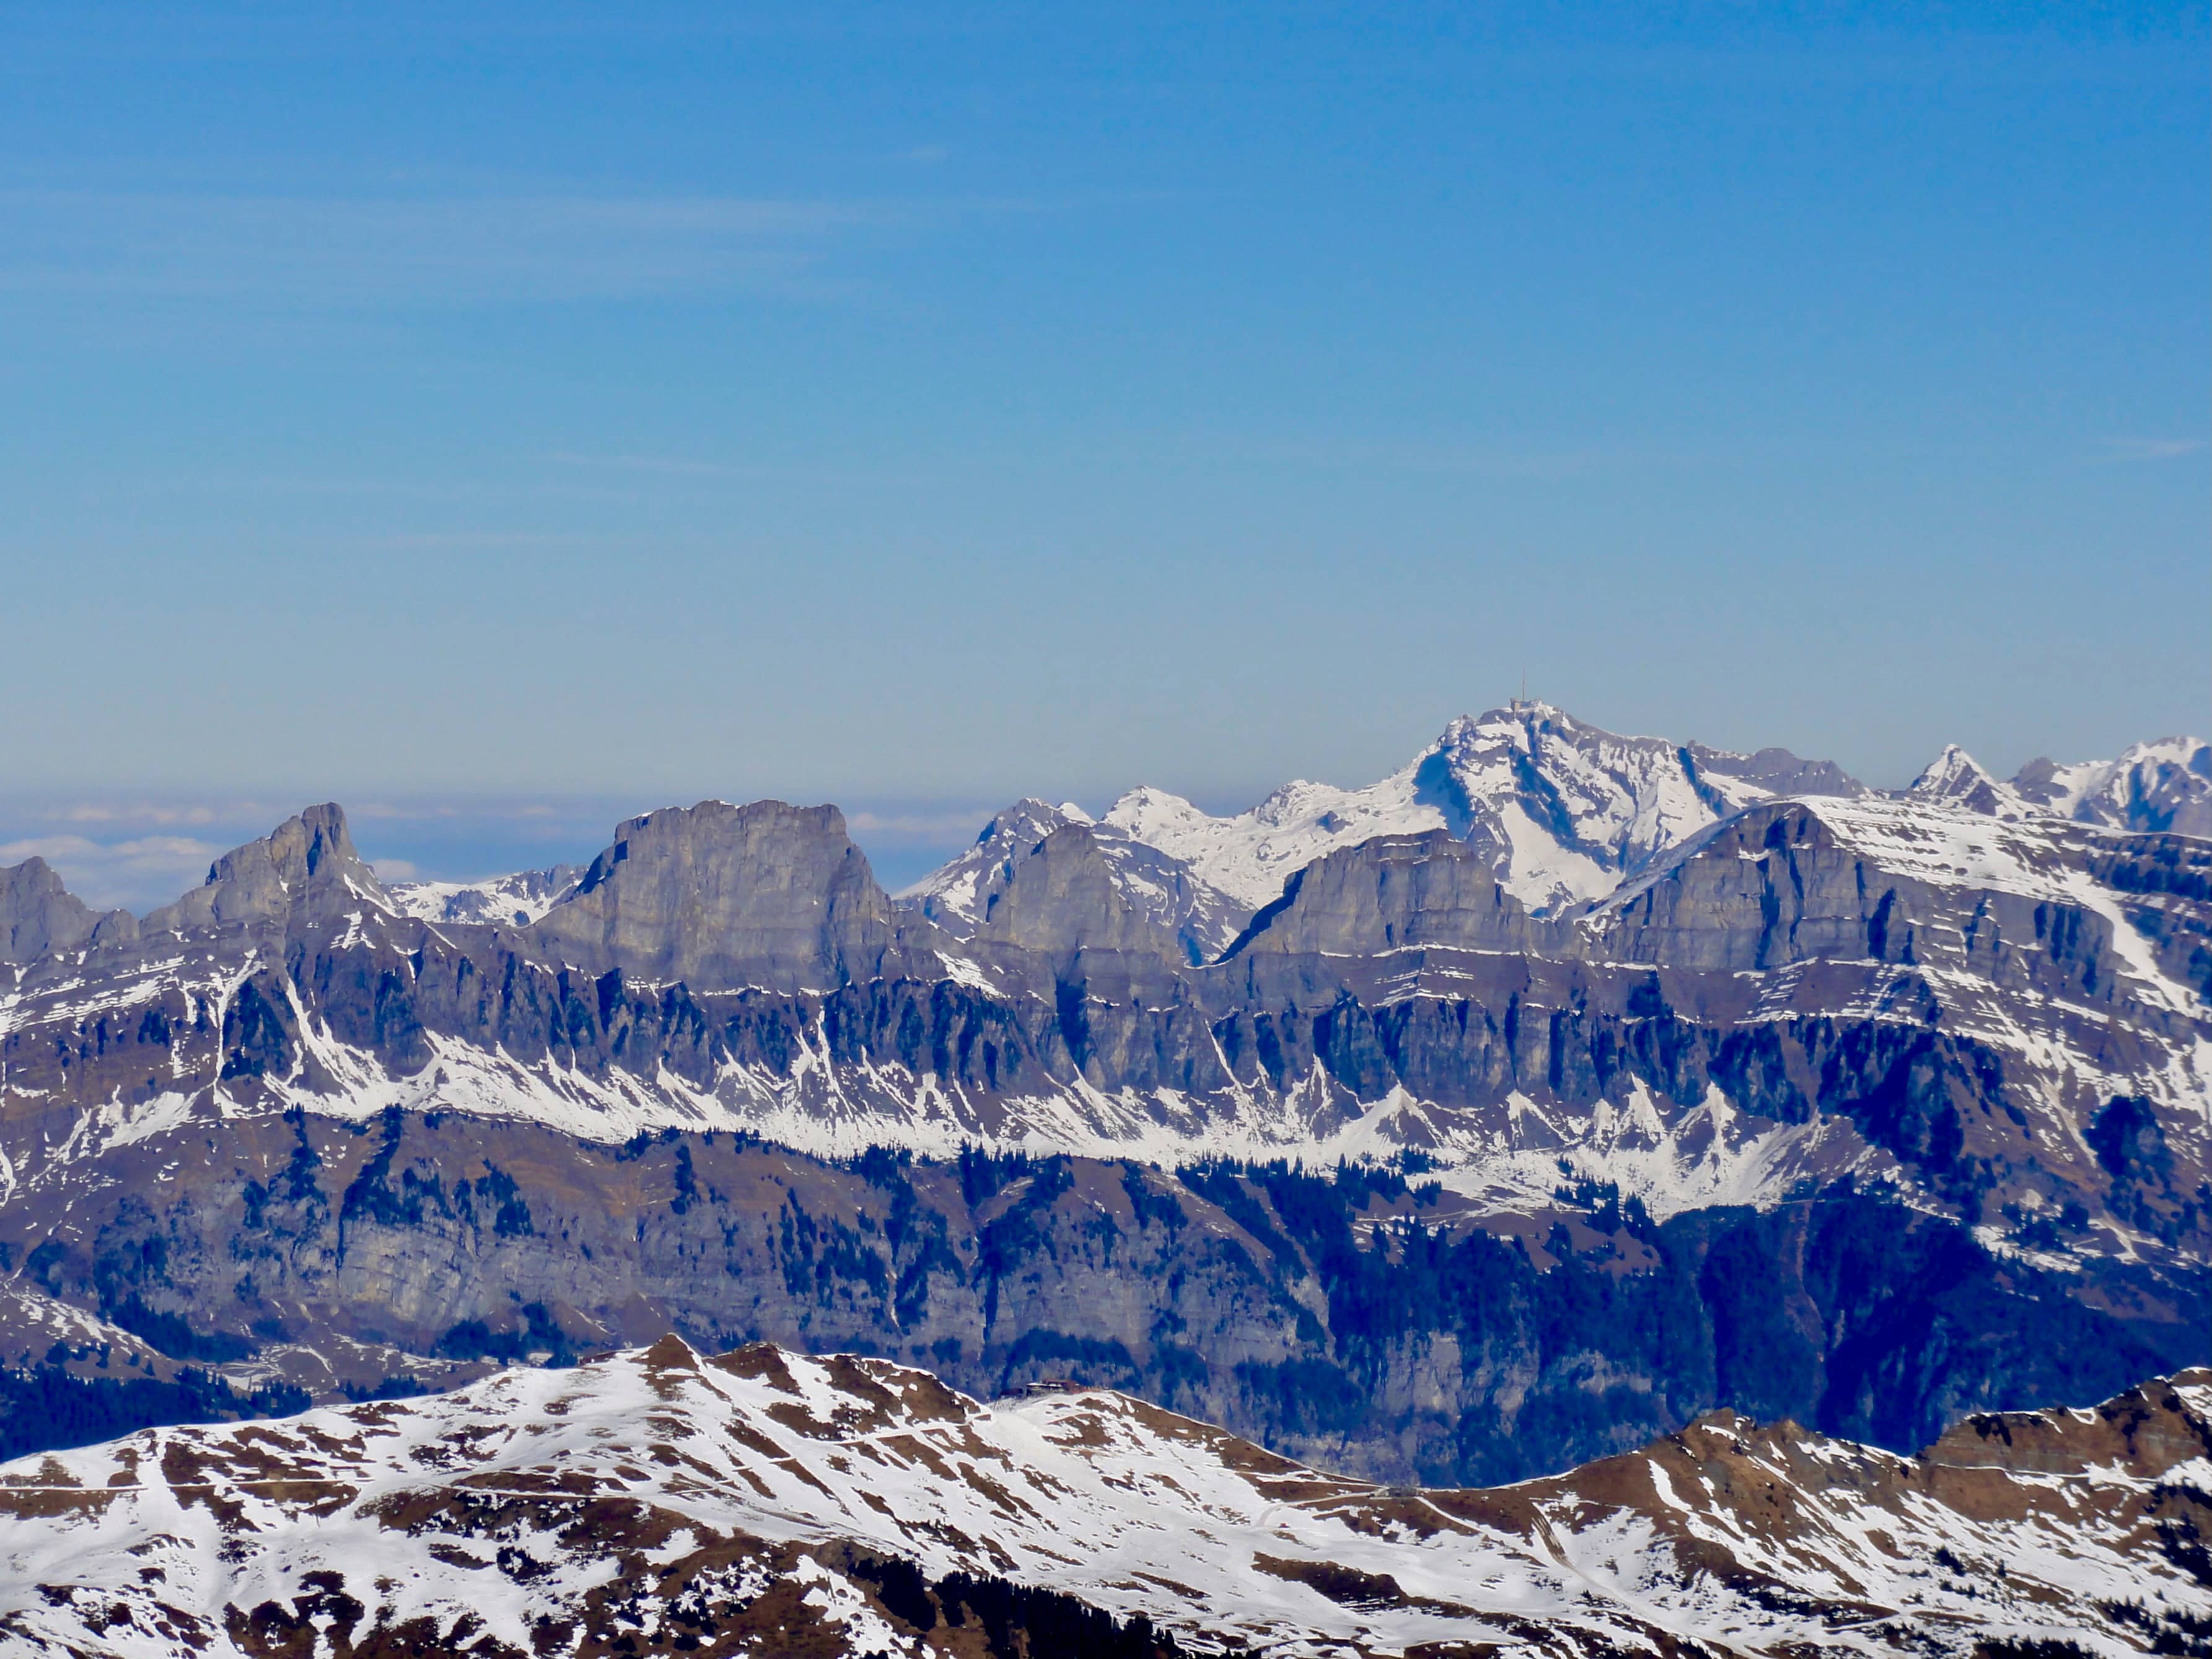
(7, 691), (2205, 911)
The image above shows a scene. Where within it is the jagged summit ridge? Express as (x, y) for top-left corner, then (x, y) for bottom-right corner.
(1903, 734), (2211, 836)
(2014, 734), (2212, 835)
(1, 1336), (2202, 1656)
(896, 796), (1247, 962)
(1098, 699), (1865, 916)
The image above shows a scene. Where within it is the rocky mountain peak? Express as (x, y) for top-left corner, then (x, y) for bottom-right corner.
(0, 858), (135, 963)
(527, 798), (898, 993)
(966, 821), (1192, 958)
(1407, 702), (1868, 909)
(2013, 737), (2212, 836)
(1083, 702), (1867, 921)
(982, 797), (1093, 842)
(139, 802), (389, 936)
(1908, 744), (2026, 819)
(1222, 828), (1555, 960)
(904, 797), (1246, 962)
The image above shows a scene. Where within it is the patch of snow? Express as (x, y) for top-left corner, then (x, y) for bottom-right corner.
(1106, 703), (1861, 917)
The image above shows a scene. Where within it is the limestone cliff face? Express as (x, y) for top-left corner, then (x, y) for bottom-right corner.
(966, 823), (1191, 959)
(3, 790), (2204, 1259)
(0, 786), (2205, 1485)
(6, 1115), (2199, 1489)
(527, 800), (906, 994)
(1221, 831), (1565, 960)
(141, 802), (385, 940)
(1595, 796), (2211, 1015)
(902, 799), (1248, 964)
(0, 859), (131, 962)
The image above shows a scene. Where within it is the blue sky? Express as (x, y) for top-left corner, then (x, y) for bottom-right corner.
(1, 2), (2205, 906)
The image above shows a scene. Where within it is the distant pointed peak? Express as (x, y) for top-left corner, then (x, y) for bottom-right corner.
(1908, 746), (2028, 819)
(1910, 745), (1999, 795)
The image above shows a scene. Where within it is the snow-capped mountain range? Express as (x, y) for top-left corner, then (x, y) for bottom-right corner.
(4, 1335), (2202, 1657)
(1913, 735), (2212, 835)
(1093, 701), (1867, 918)
(2, 703), (2204, 1237)
(367, 706), (2207, 954)
(0, 697), (2203, 1515)
(908, 703), (2207, 942)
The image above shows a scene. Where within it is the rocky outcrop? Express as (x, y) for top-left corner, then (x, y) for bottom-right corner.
(1220, 831), (1563, 960)
(0, 859), (131, 962)
(527, 800), (909, 994)
(902, 799), (1247, 963)
(1596, 794), (2210, 1005)
(964, 822), (1198, 959)
(140, 802), (386, 940)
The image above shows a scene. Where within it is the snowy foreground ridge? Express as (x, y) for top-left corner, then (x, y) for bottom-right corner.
(2, 1336), (2205, 1658)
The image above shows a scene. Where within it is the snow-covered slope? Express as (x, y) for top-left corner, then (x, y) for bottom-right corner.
(382, 863), (580, 927)
(2013, 735), (2212, 836)
(1907, 743), (2029, 818)
(2, 1337), (2201, 1657)
(1904, 737), (2212, 840)
(1105, 701), (1863, 915)
(896, 799), (1248, 961)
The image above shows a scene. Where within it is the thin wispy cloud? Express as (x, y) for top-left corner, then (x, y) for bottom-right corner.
(0, 188), (984, 307)
(551, 452), (763, 479)
(41, 801), (246, 827)
(356, 531), (607, 552)
(549, 451), (925, 487)
(2096, 436), (2208, 462)
(1244, 435), (1609, 482)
